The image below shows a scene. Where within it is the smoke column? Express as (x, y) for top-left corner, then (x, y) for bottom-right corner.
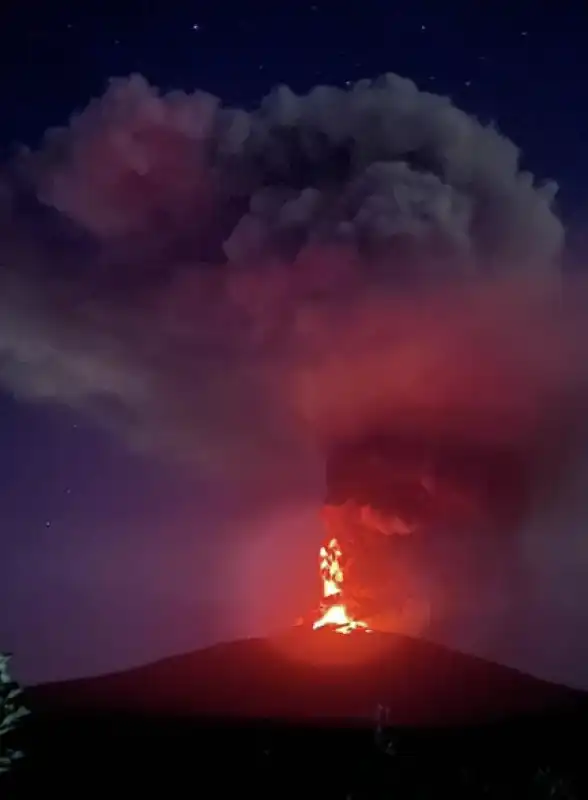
(2, 72), (588, 682)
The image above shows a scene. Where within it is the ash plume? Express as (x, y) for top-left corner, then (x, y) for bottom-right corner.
(0, 72), (579, 492)
(4, 71), (588, 683)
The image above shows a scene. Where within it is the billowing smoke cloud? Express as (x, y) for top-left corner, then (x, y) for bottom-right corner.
(0, 72), (579, 493)
(4, 71), (588, 682)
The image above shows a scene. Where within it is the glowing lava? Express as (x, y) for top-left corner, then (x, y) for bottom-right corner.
(312, 537), (371, 634)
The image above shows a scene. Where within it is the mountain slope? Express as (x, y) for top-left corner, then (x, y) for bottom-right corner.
(26, 628), (585, 727)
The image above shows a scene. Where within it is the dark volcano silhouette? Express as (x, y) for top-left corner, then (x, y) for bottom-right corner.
(12, 630), (588, 797)
(26, 628), (585, 727)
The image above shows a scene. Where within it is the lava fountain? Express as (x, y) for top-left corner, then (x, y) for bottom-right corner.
(312, 538), (371, 634)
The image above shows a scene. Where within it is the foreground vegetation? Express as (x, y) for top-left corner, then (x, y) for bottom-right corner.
(0, 653), (29, 776)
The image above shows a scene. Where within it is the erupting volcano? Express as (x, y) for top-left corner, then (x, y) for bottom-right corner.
(302, 430), (542, 642)
(312, 538), (371, 634)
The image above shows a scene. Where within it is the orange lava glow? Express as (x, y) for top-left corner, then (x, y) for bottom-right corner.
(312, 537), (372, 634)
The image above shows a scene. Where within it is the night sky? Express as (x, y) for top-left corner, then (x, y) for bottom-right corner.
(1, 0), (587, 686)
